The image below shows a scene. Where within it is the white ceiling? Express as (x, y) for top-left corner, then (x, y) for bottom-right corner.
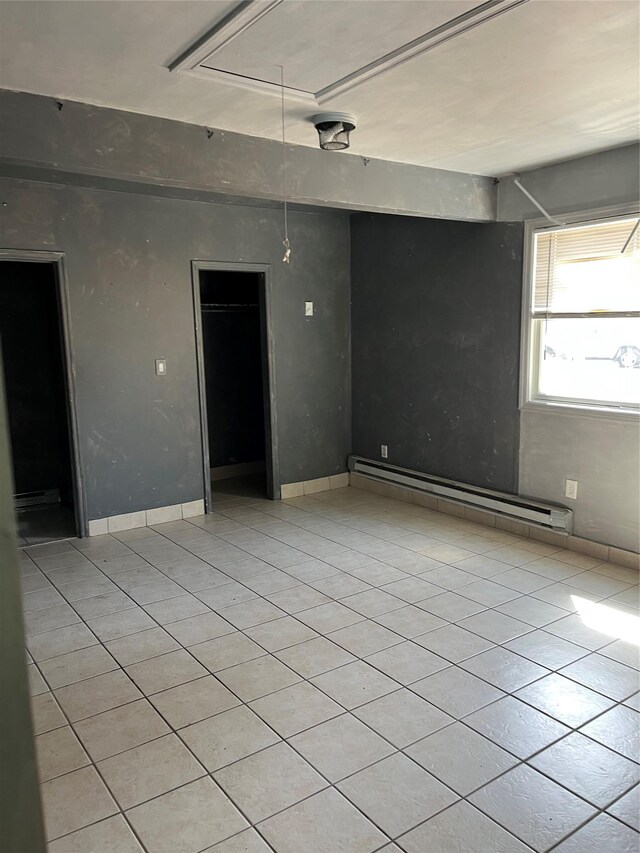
(0, 0), (638, 176)
(194, 0), (479, 92)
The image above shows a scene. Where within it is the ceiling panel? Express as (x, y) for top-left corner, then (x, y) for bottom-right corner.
(200, 0), (478, 92)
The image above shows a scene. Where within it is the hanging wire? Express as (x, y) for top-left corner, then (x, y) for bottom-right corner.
(280, 65), (291, 264)
(513, 176), (564, 226)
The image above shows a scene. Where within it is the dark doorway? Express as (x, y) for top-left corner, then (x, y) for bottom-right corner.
(198, 269), (273, 505)
(0, 260), (79, 543)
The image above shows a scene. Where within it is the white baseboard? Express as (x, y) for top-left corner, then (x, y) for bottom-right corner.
(280, 472), (349, 499)
(87, 473), (350, 536)
(88, 499), (205, 536)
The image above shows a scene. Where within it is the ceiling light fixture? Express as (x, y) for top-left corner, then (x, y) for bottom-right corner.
(312, 112), (357, 151)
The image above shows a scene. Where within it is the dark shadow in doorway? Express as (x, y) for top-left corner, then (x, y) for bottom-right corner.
(212, 473), (267, 502)
(0, 259), (79, 543)
(16, 505), (76, 546)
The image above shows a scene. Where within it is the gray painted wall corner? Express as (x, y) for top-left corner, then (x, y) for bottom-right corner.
(351, 214), (524, 494)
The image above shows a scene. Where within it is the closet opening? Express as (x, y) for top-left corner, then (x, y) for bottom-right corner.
(0, 257), (83, 543)
(193, 263), (278, 508)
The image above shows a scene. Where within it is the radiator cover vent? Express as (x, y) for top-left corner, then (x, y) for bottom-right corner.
(348, 456), (573, 533)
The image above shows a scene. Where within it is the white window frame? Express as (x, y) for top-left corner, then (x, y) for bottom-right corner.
(520, 203), (640, 421)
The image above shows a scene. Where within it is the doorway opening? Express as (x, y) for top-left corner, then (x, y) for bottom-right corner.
(0, 258), (82, 544)
(194, 264), (277, 509)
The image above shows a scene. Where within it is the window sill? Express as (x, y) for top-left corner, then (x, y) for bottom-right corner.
(521, 399), (639, 423)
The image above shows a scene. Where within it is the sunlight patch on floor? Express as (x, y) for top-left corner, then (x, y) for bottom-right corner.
(572, 595), (640, 646)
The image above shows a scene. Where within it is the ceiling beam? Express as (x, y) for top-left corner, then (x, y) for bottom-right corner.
(0, 90), (495, 222)
(497, 144), (640, 220)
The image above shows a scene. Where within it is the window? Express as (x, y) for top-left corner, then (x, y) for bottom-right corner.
(524, 213), (640, 414)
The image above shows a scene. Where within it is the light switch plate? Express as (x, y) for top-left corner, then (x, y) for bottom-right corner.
(305, 301), (314, 316)
(155, 359), (167, 376)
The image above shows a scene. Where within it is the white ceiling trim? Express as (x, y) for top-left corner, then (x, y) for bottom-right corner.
(169, 0), (315, 103)
(317, 0), (530, 102)
(179, 66), (316, 104)
(169, 0), (282, 73)
(168, 0), (531, 106)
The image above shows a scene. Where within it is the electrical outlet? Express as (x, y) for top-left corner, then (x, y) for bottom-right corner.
(155, 359), (167, 376)
(565, 479), (578, 500)
(381, 444), (388, 459)
(305, 301), (314, 316)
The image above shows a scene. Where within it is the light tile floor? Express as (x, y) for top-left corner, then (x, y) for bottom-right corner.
(21, 485), (640, 853)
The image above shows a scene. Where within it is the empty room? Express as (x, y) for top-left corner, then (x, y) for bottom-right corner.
(1, 1), (639, 852)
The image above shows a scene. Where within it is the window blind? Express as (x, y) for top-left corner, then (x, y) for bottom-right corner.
(533, 216), (640, 314)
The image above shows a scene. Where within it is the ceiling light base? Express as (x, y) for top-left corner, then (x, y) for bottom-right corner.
(311, 112), (357, 151)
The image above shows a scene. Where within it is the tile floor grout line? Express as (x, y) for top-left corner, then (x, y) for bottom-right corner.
(583, 783), (640, 833)
(34, 659), (159, 853)
(26, 524), (631, 612)
(61, 536), (616, 676)
(39, 665), (634, 853)
(35, 628), (637, 774)
(132, 644), (403, 848)
(28, 584), (633, 716)
(34, 570), (435, 847)
(26, 485), (636, 580)
(395, 797), (539, 852)
(32, 535), (638, 758)
(49, 523), (409, 843)
(35, 615), (280, 853)
(176, 595), (638, 808)
(25, 487), (638, 851)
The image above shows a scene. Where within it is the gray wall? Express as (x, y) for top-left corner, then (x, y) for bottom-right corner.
(520, 410), (639, 553)
(0, 178), (351, 520)
(351, 214), (524, 493)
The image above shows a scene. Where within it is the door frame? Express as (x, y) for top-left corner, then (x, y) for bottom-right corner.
(0, 249), (88, 538)
(191, 260), (280, 510)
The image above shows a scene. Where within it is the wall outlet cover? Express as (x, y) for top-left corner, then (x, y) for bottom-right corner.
(381, 444), (388, 459)
(565, 479), (578, 500)
(305, 301), (314, 316)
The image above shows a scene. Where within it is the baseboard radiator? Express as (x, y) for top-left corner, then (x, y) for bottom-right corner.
(348, 455), (573, 533)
